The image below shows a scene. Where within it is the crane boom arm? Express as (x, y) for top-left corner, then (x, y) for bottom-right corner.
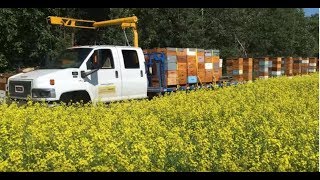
(93, 16), (137, 27)
(47, 16), (139, 47)
(48, 16), (96, 29)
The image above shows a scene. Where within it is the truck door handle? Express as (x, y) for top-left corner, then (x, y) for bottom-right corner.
(140, 70), (143, 77)
(115, 71), (119, 78)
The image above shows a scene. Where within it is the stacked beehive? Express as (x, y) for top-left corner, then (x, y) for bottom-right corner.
(0, 73), (14, 91)
(308, 57), (317, 73)
(243, 58), (253, 81)
(143, 49), (158, 87)
(197, 49), (206, 83)
(271, 57), (282, 77)
(301, 57), (309, 75)
(176, 48), (187, 85)
(159, 48), (178, 86)
(186, 48), (198, 84)
(212, 50), (221, 81)
(253, 58), (260, 80)
(226, 58), (234, 76)
(232, 58), (244, 81)
(268, 57), (273, 77)
(204, 50), (214, 83)
(285, 57), (293, 76)
(219, 58), (223, 77)
(281, 57), (285, 76)
(0, 75), (6, 91)
(293, 57), (302, 75)
(259, 57), (269, 79)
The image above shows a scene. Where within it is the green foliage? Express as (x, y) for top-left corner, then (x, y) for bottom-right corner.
(0, 74), (318, 171)
(0, 8), (318, 71)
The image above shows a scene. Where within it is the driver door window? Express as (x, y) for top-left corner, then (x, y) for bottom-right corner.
(87, 49), (114, 69)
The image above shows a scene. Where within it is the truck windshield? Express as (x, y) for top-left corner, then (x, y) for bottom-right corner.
(41, 48), (92, 69)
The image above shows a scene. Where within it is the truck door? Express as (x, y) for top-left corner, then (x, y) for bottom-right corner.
(118, 48), (147, 99)
(87, 48), (122, 102)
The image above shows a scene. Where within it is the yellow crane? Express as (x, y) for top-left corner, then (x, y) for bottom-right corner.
(47, 15), (139, 47)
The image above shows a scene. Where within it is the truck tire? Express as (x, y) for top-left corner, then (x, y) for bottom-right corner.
(60, 91), (91, 104)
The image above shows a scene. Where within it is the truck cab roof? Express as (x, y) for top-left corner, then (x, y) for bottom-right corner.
(69, 45), (141, 50)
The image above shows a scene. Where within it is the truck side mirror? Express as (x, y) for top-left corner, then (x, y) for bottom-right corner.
(81, 71), (87, 78)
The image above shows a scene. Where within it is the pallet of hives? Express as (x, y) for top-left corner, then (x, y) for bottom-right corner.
(198, 69), (206, 84)
(0, 73), (16, 91)
(293, 57), (302, 75)
(243, 58), (253, 81)
(187, 56), (197, 77)
(156, 48), (177, 70)
(270, 57), (282, 77)
(308, 57), (317, 73)
(284, 57), (293, 76)
(204, 50), (214, 83)
(258, 57), (269, 79)
(176, 48), (187, 85)
(212, 49), (220, 56)
(226, 58), (234, 76)
(164, 57), (177, 71)
(166, 70), (178, 86)
(213, 58), (223, 81)
(253, 58), (260, 80)
(281, 57), (285, 76)
(177, 62), (187, 85)
(301, 57), (309, 75)
(232, 58), (244, 82)
(204, 50), (213, 62)
(197, 49), (205, 83)
(212, 55), (222, 80)
(205, 70), (214, 82)
(155, 47), (177, 56)
(186, 48), (198, 83)
(197, 49), (205, 62)
(268, 57), (273, 77)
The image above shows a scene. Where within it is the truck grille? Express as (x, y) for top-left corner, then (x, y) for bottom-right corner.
(9, 80), (32, 99)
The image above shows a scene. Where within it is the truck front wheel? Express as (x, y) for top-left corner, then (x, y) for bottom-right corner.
(59, 91), (91, 104)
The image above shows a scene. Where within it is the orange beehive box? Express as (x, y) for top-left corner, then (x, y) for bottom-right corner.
(167, 77), (178, 85)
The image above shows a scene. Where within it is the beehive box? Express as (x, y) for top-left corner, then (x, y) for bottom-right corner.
(0, 73), (15, 91)
(258, 57), (269, 79)
(212, 56), (221, 81)
(176, 48), (187, 85)
(285, 57), (293, 76)
(232, 58), (244, 82)
(268, 58), (273, 77)
(243, 58), (253, 81)
(186, 48), (198, 83)
(204, 49), (214, 82)
(293, 57), (302, 75)
(226, 58), (234, 76)
(308, 57), (317, 73)
(281, 57), (285, 75)
(270, 57), (282, 77)
(301, 57), (309, 75)
(253, 58), (260, 80)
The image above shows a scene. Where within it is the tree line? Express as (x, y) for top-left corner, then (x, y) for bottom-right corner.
(0, 8), (318, 72)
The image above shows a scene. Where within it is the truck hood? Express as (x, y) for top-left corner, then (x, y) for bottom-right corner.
(10, 69), (79, 80)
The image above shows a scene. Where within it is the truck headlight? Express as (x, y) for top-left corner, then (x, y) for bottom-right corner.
(32, 88), (56, 98)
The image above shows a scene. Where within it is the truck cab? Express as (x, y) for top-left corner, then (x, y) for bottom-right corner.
(7, 45), (148, 103)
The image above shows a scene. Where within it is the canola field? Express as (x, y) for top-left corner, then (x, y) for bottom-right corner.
(0, 74), (318, 171)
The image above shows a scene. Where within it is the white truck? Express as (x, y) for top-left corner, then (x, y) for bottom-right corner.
(7, 45), (149, 103)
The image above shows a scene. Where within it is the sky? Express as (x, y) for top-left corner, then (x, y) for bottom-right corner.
(304, 8), (319, 16)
